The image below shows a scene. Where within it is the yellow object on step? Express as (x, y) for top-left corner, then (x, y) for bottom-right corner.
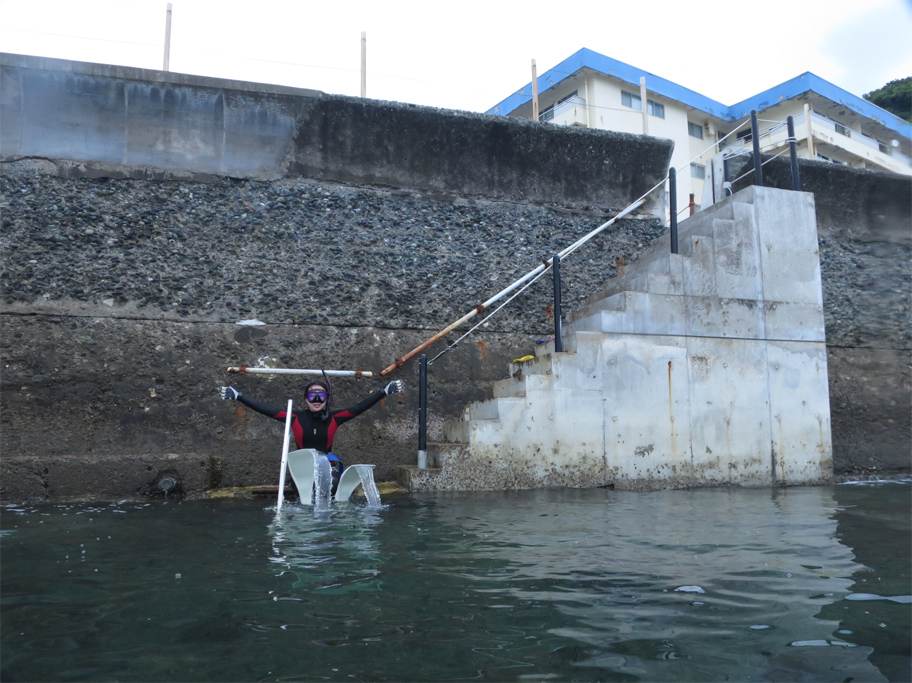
(513, 355), (535, 363)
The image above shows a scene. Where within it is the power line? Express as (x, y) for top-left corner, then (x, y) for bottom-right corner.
(1, 26), (159, 49)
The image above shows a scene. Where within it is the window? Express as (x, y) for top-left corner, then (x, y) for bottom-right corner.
(540, 91), (579, 122)
(737, 128), (753, 143)
(690, 163), (706, 180)
(621, 90), (641, 111)
(878, 142), (892, 155)
(647, 100), (665, 119)
(834, 122), (851, 137)
(688, 122), (704, 139)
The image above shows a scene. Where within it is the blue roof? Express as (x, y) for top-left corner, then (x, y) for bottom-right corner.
(488, 48), (911, 140)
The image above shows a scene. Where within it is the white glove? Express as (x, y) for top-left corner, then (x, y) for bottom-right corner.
(383, 380), (404, 395)
(219, 386), (242, 400)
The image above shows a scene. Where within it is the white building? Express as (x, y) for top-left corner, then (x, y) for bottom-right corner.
(488, 49), (912, 214)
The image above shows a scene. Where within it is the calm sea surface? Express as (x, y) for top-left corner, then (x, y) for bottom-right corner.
(1, 482), (910, 682)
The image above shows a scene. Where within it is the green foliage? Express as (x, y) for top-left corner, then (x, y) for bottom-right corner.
(863, 77), (912, 123)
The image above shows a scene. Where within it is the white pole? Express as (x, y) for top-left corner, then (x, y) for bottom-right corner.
(163, 3), (172, 72)
(227, 367), (372, 377)
(531, 59), (539, 122)
(804, 103), (815, 158)
(640, 76), (648, 135)
(361, 31), (367, 98)
(276, 399), (293, 512)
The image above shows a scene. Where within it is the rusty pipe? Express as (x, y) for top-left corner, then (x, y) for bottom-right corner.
(379, 198), (648, 376)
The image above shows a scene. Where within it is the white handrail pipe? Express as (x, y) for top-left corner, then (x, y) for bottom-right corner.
(276, 399), (293, 512)
(228, 367), (372, 377)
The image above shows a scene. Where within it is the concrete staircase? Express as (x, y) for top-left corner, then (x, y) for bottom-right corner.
(398, 186), (833, 492)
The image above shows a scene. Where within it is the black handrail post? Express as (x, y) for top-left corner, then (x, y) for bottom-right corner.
(669, 167), (679, 254)
(552, 253), (563, 353)
(750, 109), (764, 187)
(418, 353), (427, 469)
(787, 115), (801, 191)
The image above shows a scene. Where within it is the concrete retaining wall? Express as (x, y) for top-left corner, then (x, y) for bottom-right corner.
(0, 53), (670, 214)
(0, 54), (908, 502)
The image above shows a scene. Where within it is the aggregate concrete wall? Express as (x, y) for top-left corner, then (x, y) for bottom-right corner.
(0, 166), (667, 503)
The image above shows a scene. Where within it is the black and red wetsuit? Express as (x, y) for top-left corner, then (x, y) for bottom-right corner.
(237, 390), (387, 453)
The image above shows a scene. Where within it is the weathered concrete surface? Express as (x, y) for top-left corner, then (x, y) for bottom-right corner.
(415, 188), (834, 491)
(733, 158), (911, 477)
(0, 57), (908, 501)
(0, 52), (671, 214)
(0, 312), (528, 503)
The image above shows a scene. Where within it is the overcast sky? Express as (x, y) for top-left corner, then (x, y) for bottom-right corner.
(2, 0), (910, 114)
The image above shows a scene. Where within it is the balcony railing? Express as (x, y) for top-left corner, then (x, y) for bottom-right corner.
(728, 112), (911, 175)
(546, 96), (588, 128)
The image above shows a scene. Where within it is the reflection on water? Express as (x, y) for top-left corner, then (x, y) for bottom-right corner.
(1, 482), (909, 682)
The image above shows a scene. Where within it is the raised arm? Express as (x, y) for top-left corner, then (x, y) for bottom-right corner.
(334, 381), (404, 421)
(218, 386), (287, 420)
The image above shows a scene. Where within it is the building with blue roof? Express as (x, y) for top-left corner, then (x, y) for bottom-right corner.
(488, 48), (911, 212)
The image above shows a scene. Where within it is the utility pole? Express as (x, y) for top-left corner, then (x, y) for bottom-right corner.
(163, 3), (172, 72)
(361, 32), (367, 98)
(531, 59), (539, 122)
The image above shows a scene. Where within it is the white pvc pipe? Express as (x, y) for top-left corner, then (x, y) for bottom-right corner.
(228, 367), (372, 377)
(276, 399), (293, 512)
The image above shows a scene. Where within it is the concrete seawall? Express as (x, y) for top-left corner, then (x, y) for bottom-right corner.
(0, 55), (908, 502)
(0, 53), (670, 213)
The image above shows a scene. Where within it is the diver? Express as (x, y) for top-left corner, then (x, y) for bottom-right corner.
(218, 377), (403, 493)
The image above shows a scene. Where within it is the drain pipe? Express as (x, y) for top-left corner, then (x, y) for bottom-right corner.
(418, 354), (428, 469)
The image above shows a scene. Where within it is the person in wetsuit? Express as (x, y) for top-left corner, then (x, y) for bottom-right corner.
(218, 378), (403, 491)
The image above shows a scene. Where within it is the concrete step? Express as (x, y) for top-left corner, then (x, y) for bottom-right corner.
(465, 397), (526, 421)
(444, 418), (504, 445)
(533, 333), (578, 358)
(444, 419), (472, 444)
(582, 290), (686, 336)
(681, 234), (717, 296)
(569, 291), (630, 330)
(493, 377), (526, 398)
(579, 274), (648, 310)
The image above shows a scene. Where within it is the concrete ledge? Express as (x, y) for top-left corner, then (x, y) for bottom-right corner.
(0, 453), (215, 504)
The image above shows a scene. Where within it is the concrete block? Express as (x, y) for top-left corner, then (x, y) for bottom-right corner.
(599, 292), (686, 336)
(681, 235), (718, 297)
(753, 187), (820, 253)
(685, 337), (773, 486)
(712, 204), (764, 300)
(765, 341), (833, 485)
(645, 253), (687, 295)
(493, 377), (526, 398)
(683, 296), (765, 339)
(466, 398), (501, 421)
(763, 301), (826, 342)
(760, 249), (824, 305)
(444, 420), (471, 444)
(599, 335), (692, 485)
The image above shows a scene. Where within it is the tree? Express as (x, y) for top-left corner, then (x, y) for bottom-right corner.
(863, 77), (912, 123)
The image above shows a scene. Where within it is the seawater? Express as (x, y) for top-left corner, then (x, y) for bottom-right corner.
(1, 482), (909, 682)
